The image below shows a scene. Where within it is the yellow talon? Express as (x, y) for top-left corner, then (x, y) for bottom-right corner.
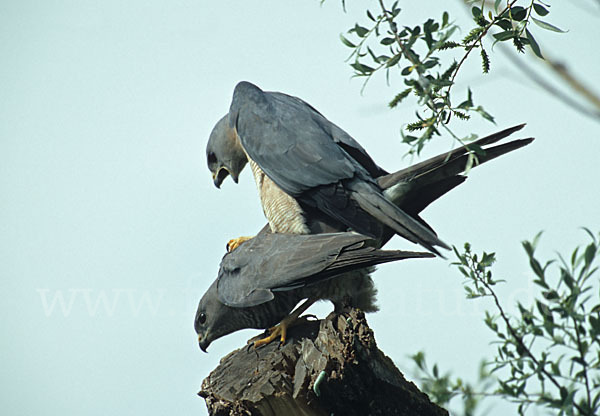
(252, 324), (288, 348)
(248, 298), (318, 349)
(252, 319), (290, 348)
(226, 236), (254, 252)
(249, 313), (317, 349)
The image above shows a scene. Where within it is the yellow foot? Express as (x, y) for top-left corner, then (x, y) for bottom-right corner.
(252, 324), (287, 349)
(249, 314), (317, 348)
(226, 236), (254, 252)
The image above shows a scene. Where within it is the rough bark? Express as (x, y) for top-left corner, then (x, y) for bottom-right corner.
(199, 309), (447, 416)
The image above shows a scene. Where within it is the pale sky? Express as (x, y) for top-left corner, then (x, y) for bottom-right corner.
(1, 1), (599, 415)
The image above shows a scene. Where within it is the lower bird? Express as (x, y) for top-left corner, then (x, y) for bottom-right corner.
(195, 231), (433, 352)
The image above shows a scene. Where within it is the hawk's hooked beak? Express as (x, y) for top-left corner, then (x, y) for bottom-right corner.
(213, 167), (238, 189)
(198, 334), (209, 353)
(213, 168), (228, 189)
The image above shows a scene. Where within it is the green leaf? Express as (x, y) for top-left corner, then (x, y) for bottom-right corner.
(442, 11), (449, 27)
(533, 3), (549, 17)
(584, 242), (596, 267)
(381, 37), (395, 45)
(522, 240), (534, 257)
(351, 62), (375, 74)
(531, 17), (567, 33)
(366, 46), (378, 63)
(532, 231), (543, 249)
(509, 6), (527, 22)
(339, 34), (356, 48)
(493, 30), (518, 42)
(562, 269), (574, 289)
(423, 19), (436, 49)
(457, 87), (474, 109)
(495, 19), (513, 31)
(431, 79), (452, 88)
(475, 106), (495, 123)
(475, 15), (489, 28)
(481, 251), (496, 266)
(423, 59), (438, 69)
(525, 29), (544, 59)
(354, 24), (369, 38)
(590, 316), (600, 334)
(536, 300), (552, 320)
(441, 61), (457, 80)
(401, 134), (418, 144)
(386, 53), (402, 67)
(411, 351), (426, 369)
(530, 257), (545, 279)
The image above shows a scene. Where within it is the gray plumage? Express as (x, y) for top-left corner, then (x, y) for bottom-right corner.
(209, 81), (449, 254)
(207, 85), (533, 248)
(207, 114), (248, 188)
(195, 231), (432, 351)
(199, 119), (534, 351)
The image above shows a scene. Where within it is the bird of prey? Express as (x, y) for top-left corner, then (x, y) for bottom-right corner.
(207, 81), (449, 254)
(207, 83), (533, 252)
(195, 231), (433, 352)
(200, 123), (534, 349)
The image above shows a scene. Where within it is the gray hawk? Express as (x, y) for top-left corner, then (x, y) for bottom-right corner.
(207, 81), (449, 254)
(195, 230), (432, 352)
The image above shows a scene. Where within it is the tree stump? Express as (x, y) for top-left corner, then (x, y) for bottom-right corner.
(199, 309), (447, 416)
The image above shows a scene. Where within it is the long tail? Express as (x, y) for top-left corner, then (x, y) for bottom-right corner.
(379, 124), (534, 215)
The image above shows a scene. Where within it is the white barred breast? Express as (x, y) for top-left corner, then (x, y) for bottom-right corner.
(247, 158), (310, 235)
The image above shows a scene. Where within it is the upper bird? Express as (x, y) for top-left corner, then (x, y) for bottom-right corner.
(207, 81), (449, 254)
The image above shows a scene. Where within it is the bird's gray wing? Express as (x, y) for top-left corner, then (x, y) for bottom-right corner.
(270, 243), (433, 291)
(216, 232), (432, 308)
(216, 232), (367, 308)
(229, 81), (362, 196)
(270, 92), (388, 179)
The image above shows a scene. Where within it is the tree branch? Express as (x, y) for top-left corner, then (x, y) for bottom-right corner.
(199, 309), (448, 416)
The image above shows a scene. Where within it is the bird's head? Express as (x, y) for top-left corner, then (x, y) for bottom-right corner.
(195, 280), (249, 352)
(206, 114), (248, 189)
